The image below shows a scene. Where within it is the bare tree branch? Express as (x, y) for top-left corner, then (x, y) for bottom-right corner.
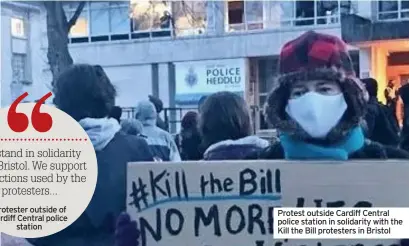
(67, 1), (86, 29)
(43, 1), (85, 86)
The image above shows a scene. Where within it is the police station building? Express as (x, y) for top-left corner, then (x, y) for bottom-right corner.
(1, 0), (409, 132)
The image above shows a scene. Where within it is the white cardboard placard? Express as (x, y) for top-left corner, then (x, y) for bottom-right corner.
(127, 160), (409, 246)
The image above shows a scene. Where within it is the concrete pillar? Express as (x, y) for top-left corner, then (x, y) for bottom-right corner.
(158, 63), (170, 108)
(262, 1), (273, 29)
(359, 47), (372, 79)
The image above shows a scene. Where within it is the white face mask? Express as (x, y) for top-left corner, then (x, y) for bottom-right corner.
(285, 92), (347, 138)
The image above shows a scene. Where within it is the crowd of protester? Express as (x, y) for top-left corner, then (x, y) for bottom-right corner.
(6, 31), (408, 246)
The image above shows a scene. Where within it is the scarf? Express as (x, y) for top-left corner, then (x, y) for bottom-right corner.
(279, 127), (365, 160)
(79, 117), (121, 151)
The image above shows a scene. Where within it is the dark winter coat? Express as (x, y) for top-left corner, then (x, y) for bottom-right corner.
(27, 132), (154, 246)
(176, 128), (203, 160)
(365, 97), (400, 147)
(400, 107), (409, 151)
(400, 85), (409, 152)
(203, 136), (270, 160)
(247, 139), (409, 160)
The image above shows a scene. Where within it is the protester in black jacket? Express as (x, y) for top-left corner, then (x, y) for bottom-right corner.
(399, 84), (409, 151)
(401, 239), (409, 246)
(175, 111), (203, 160)
(249, 31), (409, 160)
(361, 78), (400, 146)
(27, 64), (154, 246)
(200, 91), (269, 160)
(148, 95), (168, 131)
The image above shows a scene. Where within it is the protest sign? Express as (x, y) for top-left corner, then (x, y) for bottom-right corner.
(127, 160), (409, 246)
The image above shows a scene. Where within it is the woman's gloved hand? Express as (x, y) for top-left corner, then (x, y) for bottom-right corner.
(115, 212), (140, 246)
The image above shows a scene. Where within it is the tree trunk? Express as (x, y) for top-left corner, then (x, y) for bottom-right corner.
(43, 1), (85, 86)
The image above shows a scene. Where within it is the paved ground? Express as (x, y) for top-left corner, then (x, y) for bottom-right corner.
(1, 234), (33, 246)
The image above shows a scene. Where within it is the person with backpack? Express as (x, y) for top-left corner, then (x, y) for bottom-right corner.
(362, 78), (400, 146)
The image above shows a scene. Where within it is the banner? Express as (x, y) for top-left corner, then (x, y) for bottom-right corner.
(127, 160), (409, 246)
(174, 58), (246, 104)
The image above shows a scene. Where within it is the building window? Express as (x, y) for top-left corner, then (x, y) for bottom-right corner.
(11, 53), (28, 101)
(268, 1), (295, 27)
(12, 54), (27, 83)
(245, 1), (263, 30)
(227, 0), (263, 31)
(378, 0), (409, 20)
(172, 1), (206, 36)
(90, 2), (110, 36)
(11, 17), (25, 38)
(66, 4), (89, 38)
(66, 1), (208, 42)
(316, 0), (342, 24)
(130, 0), (172, 37)
(228, 0), (341, 32)
(109, 2), (130, 34)
(68, 2), (129, 38)
(295, 0), (315, 25)
(227, 0), (244, 30)
(130, 1), (153, 32)
(402, 0), (409, 18)
(295, 0), (341, 26)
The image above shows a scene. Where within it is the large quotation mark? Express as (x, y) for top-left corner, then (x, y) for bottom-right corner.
(7, 92), (53, 133)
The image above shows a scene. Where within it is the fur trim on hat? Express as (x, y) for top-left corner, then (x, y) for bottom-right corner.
(264, 68), (367, 144)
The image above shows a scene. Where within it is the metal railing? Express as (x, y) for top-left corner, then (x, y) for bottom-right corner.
(378, 9), (409, 21)
(121, 107), (136, 119)
(163, 107), (198, 133)
(227, 14), (341, 33)
(122, 105), (264, 134)
(377, 0), (409, 21)
(121, 107), (198, 133)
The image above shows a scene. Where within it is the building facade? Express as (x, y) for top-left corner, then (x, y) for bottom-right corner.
(1, 1), (47, 106)
(1, 0), (408, 132)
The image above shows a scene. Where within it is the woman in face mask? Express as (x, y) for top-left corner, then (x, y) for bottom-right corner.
(252, 31), (409, 160)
